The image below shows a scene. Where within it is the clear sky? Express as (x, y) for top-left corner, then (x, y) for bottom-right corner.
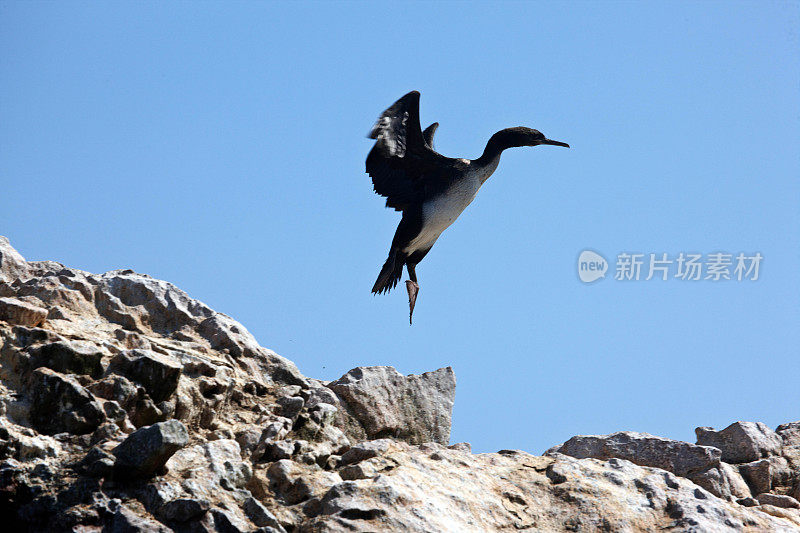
(2, 2), (798, 454)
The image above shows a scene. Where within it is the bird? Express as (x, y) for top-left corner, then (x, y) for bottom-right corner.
(366, 91), (569, 323)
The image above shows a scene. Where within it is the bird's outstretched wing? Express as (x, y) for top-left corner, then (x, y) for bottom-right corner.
(366, 92), (453, 211)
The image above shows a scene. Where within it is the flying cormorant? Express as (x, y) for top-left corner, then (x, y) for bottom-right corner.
(366, 91), (568, 323)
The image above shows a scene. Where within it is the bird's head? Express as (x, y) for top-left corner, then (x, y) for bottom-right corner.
(494, 127), (570, 149)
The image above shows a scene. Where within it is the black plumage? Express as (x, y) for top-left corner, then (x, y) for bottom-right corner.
(366, 91), (568, 322)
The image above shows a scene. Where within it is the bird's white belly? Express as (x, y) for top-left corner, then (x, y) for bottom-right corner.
(404, 177), (481, 253)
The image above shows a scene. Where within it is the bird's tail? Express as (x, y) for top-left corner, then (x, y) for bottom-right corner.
(372, 249), (405, 294)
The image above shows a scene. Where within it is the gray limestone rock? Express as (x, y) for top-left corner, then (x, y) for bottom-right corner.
(328, 366), (455, 445)
(29, 340), (104, 378)
(696, 421), (783, 464)
(756, 492), (800, 509)
(158, 498), (211, 522)
(777, 421), (800, 447)
(108, 349), (182, 403)
(29, 368), (106, 435)
(112, 420), (189, 479)
(3, 237), (799, 532)
(0, 297), (47, 327)
(549, 431), (721, 478)
(0, 236), (29, 282)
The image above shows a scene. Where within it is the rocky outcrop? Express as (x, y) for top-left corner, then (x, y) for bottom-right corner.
(328, 365), (455, 445)
(1, 236), (799, 532)
(697, 421), (784, 463)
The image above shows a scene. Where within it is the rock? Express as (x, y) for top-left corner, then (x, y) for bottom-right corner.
(29, 341), (104, 378)
(690, 461), (751, 500)
(2, 236), (796, 533)
(0, 236), (29, 282)
(88, 375), (138, 409)
(112, 420), (189, 479)
(327, 366), (455, 445)
(259, 439), (296, 462)
(303, 386), (339, 410)
(549, 431), (721, 478)
(108, 349), (181, 403)
(266, 459), (340, 506)
(340, 439), (394, 466)
(166, 439), (252, 493)
(110, 504), (170, 532)
(309, 402), (338, 426)
(696, 422), (783, 463)
(448, 442), (472, 453)
(757, 505), (800, 527)
(242, 496), (284, 530)
(128, 392), (165, 428)
(738, 458), (772, 494)
(158, 498), (210, 522)
(756, 493), (800, 509)
(29, 368), (105, 435)
(77, 446), (116, 477)
(235, 426), (262, 455)
(261, 417), (292, 442)
(777, 421), (800, 447)
(276, 396), (304, 419)
(0, 297), (47, 327)
(307, 447), (793, 532)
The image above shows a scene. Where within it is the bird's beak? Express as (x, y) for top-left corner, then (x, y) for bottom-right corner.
(540, 139), (570, 148)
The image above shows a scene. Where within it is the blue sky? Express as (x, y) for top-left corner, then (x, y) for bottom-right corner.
(2, 2), (798, 454)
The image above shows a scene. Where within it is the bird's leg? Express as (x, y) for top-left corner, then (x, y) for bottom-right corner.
(405, 264), (419, 325)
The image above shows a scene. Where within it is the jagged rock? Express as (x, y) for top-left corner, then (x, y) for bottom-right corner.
(691, 461), (752, 500)
(108, 349), (182, 403)
(166, 439), (252, 493)
(29, 340), (104, 378)
(276, 395), (304, 419)
(301, 444), (795, 532)
(2, 237), (797, 532)
(77, 446), (116, 477)
(87, 375), (139, 409)
(265, 459), (340, 506)
(129, 392), (165, 428)
(29, 368), (105, 435)
(303, 385), (339, 410)
(340, 439), (394, 466)
(739, 458), (773, 495)
(111, 504), (170, 532)
(235, 426), (262, 455)
(548, 431), (721, 478)
(756, 492), (800, 509)
(113, 420), (189, 479)
(448, 442), (472, 453)
(0, 422), (61, 461)
(259, 439), (296, 462)
(0, 297), (47, 327)
(0, 236), (29, 282)
(158, 497), (210, 522)
(242, 496), (285, 531)
(696, 421), (783, 463)
(758, 505), (800, 527)
(328, 366), (455, 445)
(778, 421), (800, 447)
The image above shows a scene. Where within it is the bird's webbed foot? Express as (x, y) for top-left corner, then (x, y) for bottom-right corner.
(405, 280), (419, 325)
